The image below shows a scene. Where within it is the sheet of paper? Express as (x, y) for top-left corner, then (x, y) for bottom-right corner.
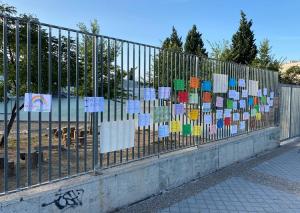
(260, 105), (265, 113)
(257, 89), (262, 97)
(213, 74), (228, 93)
(202, 103), (211, 113)
(158, 87), (171, 99)
(267, 97), (271, 105)
(230, 125), (238, 134)
(192, 125), (202, 136)
(202, 92), (211, 102)
(178, 91), (188, 103)
(224, 109), (232, 118)
(138, 113), (151, 127)
(251, 108), (257, 117)
(202, 80), (212, 92)
(234, 91), (240, 101)
(233, 101), (238, 110)
(233, 113), (240, 121)
(216, 110), (223, 119)
(216, 96), (224, 108)
(240, 121), (246, 130)
(190, 77), (200, 89)
(242, 89), (248, 98)
(225, 117), (231, 126)
(24, 93), (52, 112)
(263, 88), (268, 96)
(144, 88), (156, 101)
(189, 93), (198, 104)
(174, 79), (185, 91)
(83, 97), (105, 113)
(182, 124), (192, 136)
(248, 80), (259, 96)
(238, 79), (246, 87)
(248, 97), (254, 106)
(270, 91), (274, 99)
(228, 90), (236, 99)
(227, 99), (233, 109)
(269, 99), (274, 107)
(256, 112), (262, 120)
(174, 104), (185, 115)
(239, 99), (246, 109)
(188, 109), (199, 121)
(264, 105), (270, 112)
(204, 114), (212, 125)
(127, 100), (140, 114)
(229, 78), (237, 87)
(217, 119), (224, 128)
(153, 106), (170, 123)
(243, 112), (250, 120)
(158, 125), (169, 138)
(209, 125), (217, 135)
(170, 120), (181, 133)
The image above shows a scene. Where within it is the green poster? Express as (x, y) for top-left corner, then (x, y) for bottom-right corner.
(254, 105), (259, 112)
(174, 79), (185, 91)
(227, 99), (233, 109)
(261, 96), (267, 104)
(182, 124), (192, 136)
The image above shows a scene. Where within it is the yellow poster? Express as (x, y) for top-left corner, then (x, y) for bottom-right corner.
(170, 120), (181, 133)
(256, 112), (261, 120)
(188, 109), (199, 121)
(192, 125), (202, 136)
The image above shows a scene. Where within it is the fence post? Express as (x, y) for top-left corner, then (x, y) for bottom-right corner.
(93, 35), (99, 170)
(289, 87), (292, 139)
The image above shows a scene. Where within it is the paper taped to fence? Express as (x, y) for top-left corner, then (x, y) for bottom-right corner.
(83, 97), (104, 112)
(248, 80), (259, 96)
(213, 74), (228, 93)
(127, 100), (140, 114)
(238, 79), (246, 87)
(138, 113), (151, 127)
(24, 93), (52, 112)
(158, 87), (171, 99)
(216, 109), (223, 119)
(99, 119), (135, 153)
(144, 88), (156, 101)
(158, 125), (169, 138)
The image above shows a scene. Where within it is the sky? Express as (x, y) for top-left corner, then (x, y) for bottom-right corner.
(4, 0), (300, 61)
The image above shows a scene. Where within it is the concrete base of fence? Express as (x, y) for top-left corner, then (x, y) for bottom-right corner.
(0, 127), (280, 213)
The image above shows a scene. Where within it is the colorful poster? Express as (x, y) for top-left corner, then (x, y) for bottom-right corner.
(248, 80), (259, 96)
(238, 79), (246, 87)
(216, 110), (223, 119)
(202, 80), (212, 92)
(209, 125), (217, 135)
(204, 114), (212, 125)
(216, 96), (224, 108)
(127, 100), (141, 114)
(251, 108), (257, 117)
(99, 119), (134, 153)
(138, 113), (151, 127)
(189, 93), (198, 104)
(178, 91), (188, 103)
(225, 117), (231, 126)
(174, 79), (185, 91)
(248, 97), (254, 106)
(261, 96), (267, 104)
(153, 106), (170, 123)
(182, 124), (192, 136)
(170, 120), (181, 133)
(217, 119), (224, 128)
(174, 104), (185, 115)
(227, 99), (233, 109)
(24, 93), (52, 112)
(202, 92), (212, 102)
(242, 90), (248, 98)
(83, 96), (104, 113)
(188, 109), (199, 121)
(192, 125), (202, 136)
(202, 103), (211, 113)
(213, 74), (228, 93)
(158, 125), (169, 138)
(158, 87), (171, 100)
(190, 77), (200, 89)
(144, 88), (156, 101)
(256, 112), (262, 120)
(229, 78), (237, 87)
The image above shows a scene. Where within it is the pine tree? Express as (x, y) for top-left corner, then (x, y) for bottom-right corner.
(230, 11), (257, 64)
(184, 25), (207, 57)
(162, 26), (183, 52)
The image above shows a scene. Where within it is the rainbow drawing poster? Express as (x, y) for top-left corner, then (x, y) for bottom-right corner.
(24, 93), (52, 112)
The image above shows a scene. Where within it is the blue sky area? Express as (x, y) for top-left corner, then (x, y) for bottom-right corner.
(5, 0), (300, 61)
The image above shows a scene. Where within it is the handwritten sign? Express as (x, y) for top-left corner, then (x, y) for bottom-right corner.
(24, 93), (52, 112)
(216, 96), (224, 108)
(83, 97), (104, 113)
(213, 74), (228, 93)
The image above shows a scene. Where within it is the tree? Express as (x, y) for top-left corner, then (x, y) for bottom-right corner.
(252, 39), (283, 71)
(184, 25), (207, 57)
(280, 66), (300, 84)
(230, 11), (257, 64)
(162, 26), (183, 52)
(208, 40), (232, 61)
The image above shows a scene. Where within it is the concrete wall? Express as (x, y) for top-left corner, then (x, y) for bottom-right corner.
(0, 127), (279, 213)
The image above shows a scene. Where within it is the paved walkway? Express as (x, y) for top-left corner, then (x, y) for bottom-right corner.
(119, 141), (300, 213)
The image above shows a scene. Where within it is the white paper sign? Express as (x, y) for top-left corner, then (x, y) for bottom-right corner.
(24, 93), (52, 112)
(127, 100), (141, 114)
(216, 110), (223, 119)
(257, 89), (262, 97)
(243, 112), (250, 120)
(228, 90), (236, 99)
(158, 87), (171, 99)
(270, 92), (274, 99)
(242, 90), (248, 98)
(144, 88), (156, 101)
(265, 105), (270, 112)
(230, 125), (238, 134)
(240, 121), (246, 130)
(238, 79), (246, 87)
(216, 96), (224, 108)
(249, 80), (259, 96)
(263, 88), (268, 96)
(204, 114), (212, 125)
(224, 109), (232, 118)
(233, 101), (238, 110)
(138, 113), (151, 127)
(84, 97), (105, 112)
(213, 74), (228, 93)
(234, 91), (240, 101)
(233, 113), (240, 121)
(239, 99), (246, 109)
(99, 119), (135, 153)
(202, 103), (211, 113)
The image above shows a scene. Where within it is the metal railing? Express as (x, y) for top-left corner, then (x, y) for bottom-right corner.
(0, 15), (279, 194)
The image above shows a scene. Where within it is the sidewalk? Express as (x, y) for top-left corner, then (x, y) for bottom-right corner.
(119, 141), (300, 213)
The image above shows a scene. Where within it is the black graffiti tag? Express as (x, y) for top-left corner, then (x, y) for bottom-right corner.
(41, 189), (84, 210)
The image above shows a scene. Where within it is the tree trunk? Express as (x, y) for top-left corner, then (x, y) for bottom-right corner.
(0, 102), (24, 148)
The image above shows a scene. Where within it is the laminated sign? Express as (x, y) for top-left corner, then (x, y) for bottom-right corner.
(127, 100), (140, 114)
(189, 93), (198, 104)
(202, 92), (212, 102)
(83, 97), (104, 113)
(153, 106), (170, 123)
(192, 125), (202, 136)
(138, 113), (151, 127)
(188, 109), (199, 121)
(170, 120), (181, 133)
(227, 99), (233, 109)
(216, 96), (224, 108)
(182, 124), (192, 136)
(213, 74), (228, 93)
(238, 79), (246, 87)
(174, 79), (185, 91)
(158, 125), (169, 138)
(178, 91), (188, 103)
(217, 119), (224, 128)
(190, 77), (200, 89)
(99, 119), (135, 153)
(174, 104), (185, 115)
(248, 80), (259, 96)
(202, 103), (211, 113)
(158, 87), (171, 100)
(144, 88), (156, 101)
(202, 80), (212, 92)
(229, 78), (237, 87)
(24, 93), (52, 112)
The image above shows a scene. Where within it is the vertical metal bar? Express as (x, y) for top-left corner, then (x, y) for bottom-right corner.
(75, 32), (79, 173)
(138, 44), (141, 158)
(37, 24), (42, 183)
(84, 34), (88, 171)
(289, 86), (292, 138)
(120, 41), (123, 163)
(3, 16), (8, 192)
(48, 26), (52, 181)
(26, 21), (32, 187)
(93, 36), (99, 169)
(58, 29), (62, 178)
(99, 36), (104, 168)
(126, 42), (129, 161)
(107, 38), (111, 166)
(67, 31), (71, 176)
(113, 39), (117, 164)
(15, 20), (20, 188)
(148, 46), (151, 156)
(152, 48), (156, 154)
(132, 44), (135, 159)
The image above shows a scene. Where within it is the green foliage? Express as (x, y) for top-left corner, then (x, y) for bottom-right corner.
(208, 40), (232, 61)
(230, 11), (257, 64)
(184, 25), (207, 57)
(280, 66), (300, 85)
(162, 26), (183, 52)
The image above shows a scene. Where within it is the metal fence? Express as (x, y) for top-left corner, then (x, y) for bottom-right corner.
(0, 15), (279, 194)
(280, 84), (300, 140)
